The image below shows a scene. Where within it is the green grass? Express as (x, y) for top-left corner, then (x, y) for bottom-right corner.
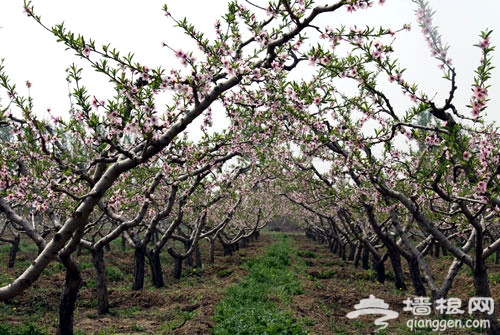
(212, 234), (308, 335)
(106, 265), (125, 282)
(297, 250), (317, 258)
(0, 323), (46, 335)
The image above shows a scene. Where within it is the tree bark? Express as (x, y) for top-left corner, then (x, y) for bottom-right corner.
(148, 251), (165, 288)
(407, 257), (426, 296)
(223, 243), (233, 257)
(91, 248), (109, 315)
(362, 244), (370, 270)
(193, 242), (202, 268)
(132, 244), (146, 291)
(7, 234), (19, 268)
(372, 256), (385, 283)
(387, 248), (407, 291)
(184, 240), (193, 267)
(348, 242), (356, 261)
(173, 256), (183, 280)
(57, 257), (83, 335)
(473, 261), (500, 334)
(340, 243), (346, 260)
(208, 238), (215, 264)
(354, 242), (362, 268)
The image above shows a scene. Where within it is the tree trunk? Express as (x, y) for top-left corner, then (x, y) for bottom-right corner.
(57, 257), (83, 335)
(121, 233), (126, 251)
(441, 244), (447, 257)
(173, 256), (183, 280)
(148, 251), (165, 288)
(473, 262), (500, 334)
(132, 244), (146, 291)
(91, 248), (109, 315)
(348, 243), (356, 261)
(193, 243), (202, 268)
(372, 256), (385, 283)
(354, 242), (362, 268)
(208, 238), (215, 264)
(253, 231), (260, 240)
(340, 243), (346, 260)
(184, 240), (193, 267)
(223, 243), (233, 257)
(331, 240), (338, 254)
(387, 248), (407, 291)
(434, 240), (440, 258)
(362, 244), (370, 270)
(408, 257), (426, 296)
(7, 234), (19, 268)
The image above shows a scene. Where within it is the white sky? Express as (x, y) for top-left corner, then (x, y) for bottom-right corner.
(0, 0), (499, 126)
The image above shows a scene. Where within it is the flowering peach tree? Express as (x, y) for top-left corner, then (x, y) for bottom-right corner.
(250, 0), (499, 331)
(1, 0), (499, 334)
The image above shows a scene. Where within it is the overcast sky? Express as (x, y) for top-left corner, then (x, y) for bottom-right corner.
(0, 0), (499, 126)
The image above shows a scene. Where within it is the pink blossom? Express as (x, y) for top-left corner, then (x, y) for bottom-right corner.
(463, 151), (471, 161)
(474, 86), (488, 100)
(91, 97), (99, 109)
(175, 49), (186, 59)
(320, 57), (330, 65)
(372, 50), (382, 60)
(480, 37), (490, 49)
(477, 181), (487, 194)
(82, 46), (92, 57)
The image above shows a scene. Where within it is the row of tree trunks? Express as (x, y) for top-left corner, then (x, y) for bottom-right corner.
(304, 229), (426, 296)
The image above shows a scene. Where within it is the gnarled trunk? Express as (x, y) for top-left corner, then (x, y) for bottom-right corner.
(362, 244), (370, 270)
(208, 238), (216, 264)
(91, 248), (109, 315)
(148, 250), (165, 288)
(354, 242), (362, 267)
(57, 257), (83, 335)
(407, 257), (426, 296)
(387, 248), (407, 291)
(173, 256), (183, 280)
(372, 256), (385, 283)
(473, 261), (500, 334)
(7, 234), (20, 268)
(193, 242), (202, 268)
(132, 244), (146, 290)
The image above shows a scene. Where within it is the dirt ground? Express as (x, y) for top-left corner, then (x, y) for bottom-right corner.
(1, 233), (499, 334)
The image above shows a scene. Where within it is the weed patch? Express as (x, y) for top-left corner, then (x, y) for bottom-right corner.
(0, 323), (46, 335)
(297, 250), (317, 259)
(212, 235), (307, 334)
